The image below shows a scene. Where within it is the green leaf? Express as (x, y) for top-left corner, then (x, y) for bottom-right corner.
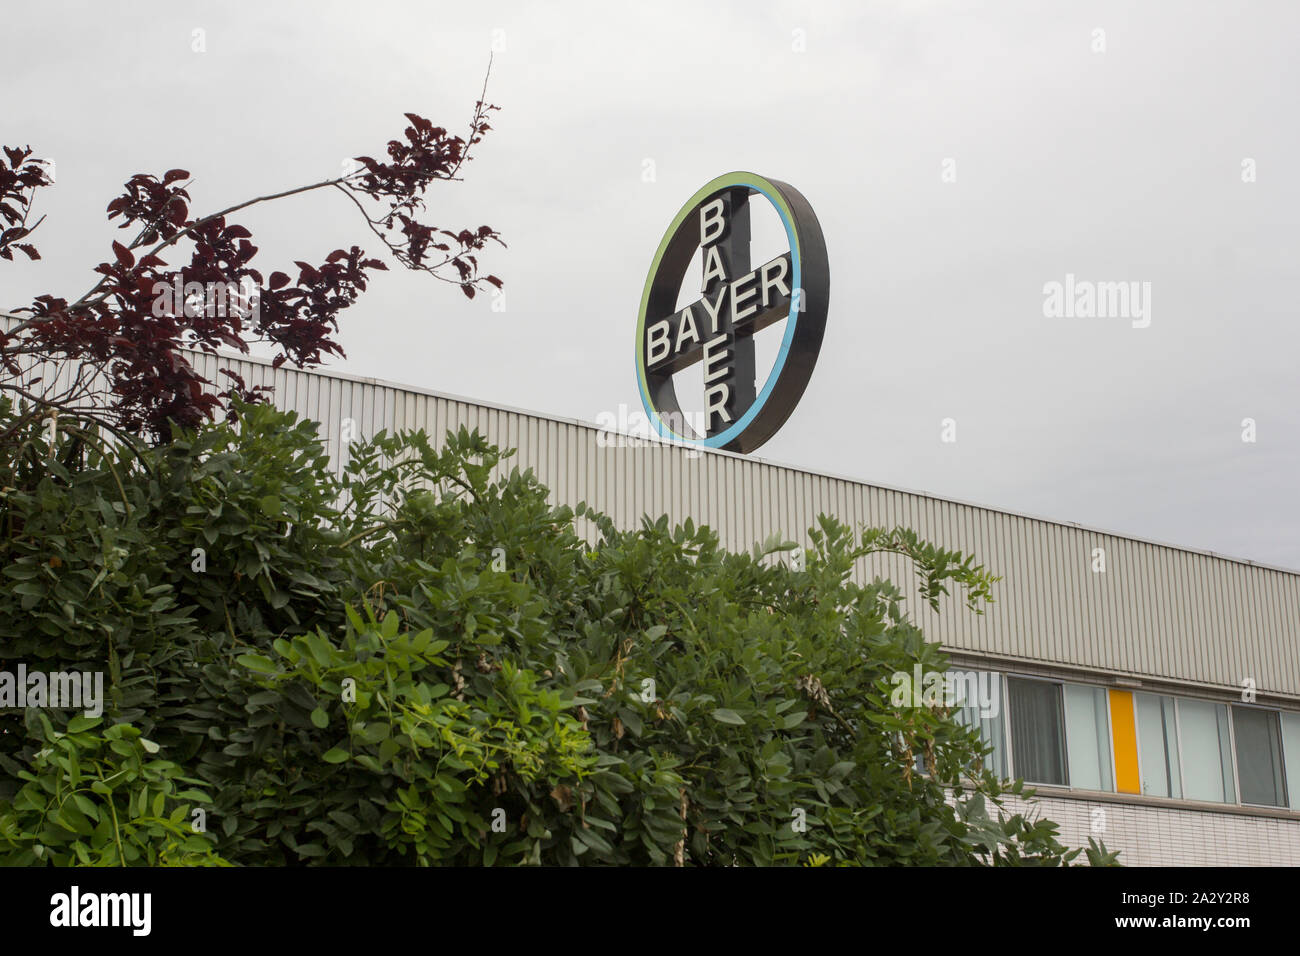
(67, 715), (102, 733)
(711, 708), (746, 726)
(237, 653), (278, 674)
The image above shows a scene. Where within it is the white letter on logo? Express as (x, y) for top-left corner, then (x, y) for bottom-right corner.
(674, 308), (700, 354)
(702, 334), (730, 386)
(701, 244), (726, 290)
(699, 198), (726, 247)
(646, 319), (671, 366)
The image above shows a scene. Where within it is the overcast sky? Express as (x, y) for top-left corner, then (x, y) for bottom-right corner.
(4, 0), (1299, 569)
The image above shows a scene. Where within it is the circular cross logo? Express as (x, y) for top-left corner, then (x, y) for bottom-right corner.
(635, 171), (829, 454)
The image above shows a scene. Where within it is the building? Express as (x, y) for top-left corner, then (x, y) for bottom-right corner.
(181, 347), (1300, 866)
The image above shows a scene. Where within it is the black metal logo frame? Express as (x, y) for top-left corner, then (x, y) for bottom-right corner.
(635, 171), (829, 454)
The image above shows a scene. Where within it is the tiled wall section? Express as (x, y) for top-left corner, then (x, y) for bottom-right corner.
(998, 793), (1300, 866)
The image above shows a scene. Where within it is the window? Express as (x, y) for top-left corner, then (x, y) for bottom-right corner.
(1008, 677), (1067, 786)
(1177, 698), (1235, 803)
(1284, 713), (1300, 810)
(980, 674), (1300, 810)
(1064, 683), (1113, 791)
(1233, 706), (1287, 807)
(1135, 693), (1181, 799)
(953, 670), (1007, 779)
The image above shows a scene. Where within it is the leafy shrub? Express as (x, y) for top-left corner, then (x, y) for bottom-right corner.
(0, 398), (1115, 865)
(0, 714), (224, 865)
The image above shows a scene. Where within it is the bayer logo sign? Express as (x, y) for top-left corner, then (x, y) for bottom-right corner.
(635, 172), (830, 454)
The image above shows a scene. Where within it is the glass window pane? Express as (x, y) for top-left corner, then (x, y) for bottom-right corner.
(1177, 698), (1234, 803)
(1233, 707), (1287, 807)
(1008, 677), (1067, 786)
(1136, 693), (1181, 798)
(1064, 684), (1112, 791)
(954, 671), (1006, 779)
(1284, 713), (1300, 810)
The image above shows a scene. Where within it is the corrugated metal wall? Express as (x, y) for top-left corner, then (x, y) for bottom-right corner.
(175, 350), (1300, 704)
(4, 312), (1295, 704)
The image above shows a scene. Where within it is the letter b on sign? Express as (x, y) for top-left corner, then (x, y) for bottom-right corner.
(699, 198), (726, 246)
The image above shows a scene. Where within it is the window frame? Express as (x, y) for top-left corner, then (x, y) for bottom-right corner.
(1104, 688), (1121, 794)
(949, 668), (1300, 813)
(1004, 672), (1071, 788)
(950, 669), (1010, 782)
(1281, 711), (1300, 811)
(1173, 695), (1236, 805)
(1229, 701), (1290, 809)
(1061, 680), (1115, 793)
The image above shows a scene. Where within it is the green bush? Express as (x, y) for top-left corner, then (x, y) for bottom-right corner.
(0, 398), (1116, 865)
(0, 714), (224, 865)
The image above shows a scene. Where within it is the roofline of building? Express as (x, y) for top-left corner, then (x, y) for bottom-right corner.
(4, 312), (1294, 577)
